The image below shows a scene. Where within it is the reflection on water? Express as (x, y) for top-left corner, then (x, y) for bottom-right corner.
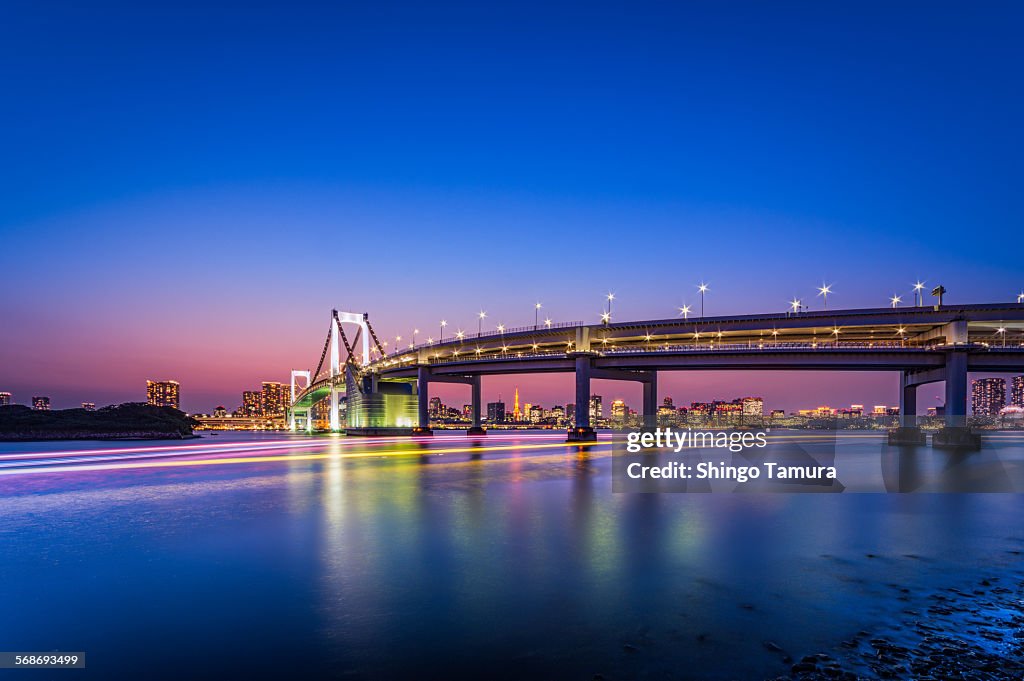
(0, 432), (1022, 680)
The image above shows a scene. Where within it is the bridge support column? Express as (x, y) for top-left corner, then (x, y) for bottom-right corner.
(329, 388), (341, 432)
(568, 356), (597, 442)
(467, 375), (486, 435)
(414, 366), (433, 436)
(899, 371), (918, 426)
(934, 349), (980, 450)
(642, 372), (658, 429)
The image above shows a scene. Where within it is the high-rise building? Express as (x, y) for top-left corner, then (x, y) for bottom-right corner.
(528, 404), (543, 423)
(429, 396), (443, 418)
(487, 401), (506, 423)
(146, 380), (180, 410)
(662, 396), (674, 410)
(566, 402), (575, 425)
(213, 406), (228, 417)
(971, 378), (1006, 416)
(740, 397), (764, 417)
(589, 394), (602, 420)
(611, 399), (627, 419)
(261, 382), (287, 416)
(241, 391), (262, 416)
(0, 392), (11, 407)
(1012, 376), (1024, 408)
(81, 402), (96, 411)
(32, 396), (51, 411)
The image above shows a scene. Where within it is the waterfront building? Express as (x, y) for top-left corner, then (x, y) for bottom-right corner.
(146, 380), (180, 410)
(589, 394), (602, 421)
(32, 396), (51, 411)
(261, 382), (287, 416)
(487, 401), (506, 423)
(740, 397), (764, 417)
(242, 391), (261, 416)
(81, 402), (96, 411)
(1012, 376), (1024, 407)
(972, 378), (1006, 416)
(0, 392), (11, 406)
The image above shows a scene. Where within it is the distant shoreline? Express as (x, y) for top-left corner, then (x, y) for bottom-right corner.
(0, 403), (197, 443)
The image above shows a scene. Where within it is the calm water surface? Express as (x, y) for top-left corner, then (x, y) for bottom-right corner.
(1, 431), (1022, 680)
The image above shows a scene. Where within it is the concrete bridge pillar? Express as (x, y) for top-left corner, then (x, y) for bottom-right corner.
(468, 375), (486, 435)
(569, 356), (596, 442)
(642, 372), (658, 429)
(943, 350), (968, 423)
(415, 366), (432, 435)
(899, 371), (918, 424)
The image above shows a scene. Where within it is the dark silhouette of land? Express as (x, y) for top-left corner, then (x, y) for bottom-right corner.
(0, 403), (197, 441)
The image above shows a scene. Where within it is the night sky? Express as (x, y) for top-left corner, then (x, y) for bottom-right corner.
(2, 1), (1022, 412)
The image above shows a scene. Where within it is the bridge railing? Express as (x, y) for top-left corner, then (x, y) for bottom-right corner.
(403, 320), (584, 353)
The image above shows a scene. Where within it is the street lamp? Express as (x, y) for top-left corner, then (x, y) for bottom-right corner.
(998, 327), (1006, 347)
(913, 281), (925, 306)
(600, 311), (611, 325)
(678, 304), (691, 320)
(440, 319), (447, 342)
(818, 283), (832, 310)
(456, 329), (465, 342)
(931, 285), (946, 308)
(606, 293), (615, 317)
(534, 302), (542, 329)
(890, 295), (901, 308)
(789, 298), (801, 315)
(697, 283), (709, 318)
(413, 328), (419, 346)
(1018, 291), (1024, 303)
(478, 311), (486, 337)
(544, 318), (552, 328)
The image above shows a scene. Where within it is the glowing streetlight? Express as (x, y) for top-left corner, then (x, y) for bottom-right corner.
(456, 329), (465, 341)
(789, 298), (801, 315)
(998, 326), (1007, 347)
(544, 318), (552, 328)
(1018, 292), (1024, 303)
(913, 281), (926, 306)
(427, 337), (434, 345)
(534, 302), (542, 329)
(890, 295), (902, 309)
(678, 304), (691, 320)
(497, 323), (505, 334)
(477, 311), (487, 337)
(606, 293), (615, 317)
(697, 283), (709, 318)
(817, 283), (832, 310)
(413, 328), (419, 346)
(440, 319), (447, 342)
(600, 311), (611, 324)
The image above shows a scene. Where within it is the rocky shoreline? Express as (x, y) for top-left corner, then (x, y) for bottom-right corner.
(767, 574), (1024, 680)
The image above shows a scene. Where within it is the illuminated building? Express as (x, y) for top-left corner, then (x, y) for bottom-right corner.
(566, 402), (575, 425)
(589, 394), (602, 420)
(213, 406), (227, 417)
(242, 391), (261, 416)
(971, 378), (1006, 416)
(550, 405), (565, 420)
(0, 392), (11, 406)
(146, 380), (180, 410)
(487, 401), (506, 423)
(739, 397), (763, 417)
(429, 396), (443, 418)
(1012, 376), (1024, 407)
(32, 396), (51, 411)
(513, 388), (521, 421)
(462, 404), (473, 419)
(528, 404), (542, 423)
(81, 402), (96, 411)
(261, 382), (287, 416)
(662, 396), (674, 410)
(611, 399), (627, 419)
(770, 409), (786, 419)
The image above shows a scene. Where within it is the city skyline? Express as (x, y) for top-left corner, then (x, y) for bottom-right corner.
(2, 2), (1023, 412)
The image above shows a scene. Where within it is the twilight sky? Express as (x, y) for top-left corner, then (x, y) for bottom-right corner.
(1, 1), (1022, 413)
